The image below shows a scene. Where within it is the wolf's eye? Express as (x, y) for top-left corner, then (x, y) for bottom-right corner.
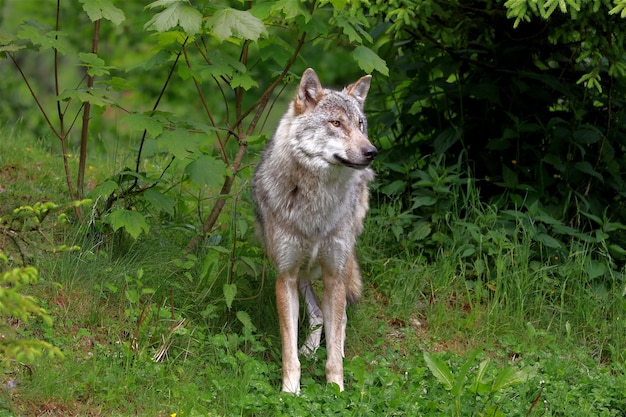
(330, 120), (341, 128)
(358, 119), (364, 130)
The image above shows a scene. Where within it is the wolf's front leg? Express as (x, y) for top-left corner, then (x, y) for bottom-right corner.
(322, 273), (347, 391)
(276, 271), (301, 393)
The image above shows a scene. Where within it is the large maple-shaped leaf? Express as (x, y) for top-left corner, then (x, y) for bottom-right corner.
(107, 209), (149, 239)
(145, 1), (202, 35)
(271, 0), (311, 21)
(209, 9), (267, 42)
(121, 112), (165, 138)
(156, 129), (203, 159)
(79, 0), (125, 25)
(353, 46), (388, 76)
(185, 156), (227, 189)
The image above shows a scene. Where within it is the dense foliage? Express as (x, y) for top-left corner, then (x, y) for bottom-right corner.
(367, 0), (626, 259)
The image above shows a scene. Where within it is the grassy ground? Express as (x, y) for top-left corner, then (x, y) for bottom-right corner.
(1, 127), (625, 416)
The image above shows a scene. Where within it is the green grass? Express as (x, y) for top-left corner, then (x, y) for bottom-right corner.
(1, 128), (625, 416)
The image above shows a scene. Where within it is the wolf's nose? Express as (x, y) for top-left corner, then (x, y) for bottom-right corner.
(363, 146), (378, 161)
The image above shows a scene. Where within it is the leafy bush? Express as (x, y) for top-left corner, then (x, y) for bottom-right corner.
(0, 200), (87, 264)
(0, 252), (62, 367)
(366, 0), (626, 254)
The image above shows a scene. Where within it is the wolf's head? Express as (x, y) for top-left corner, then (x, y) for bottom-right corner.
(288, 68), (377, 170)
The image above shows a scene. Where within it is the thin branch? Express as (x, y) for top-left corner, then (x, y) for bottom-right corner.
(54, 0), (64, 136)
(55, 0), (83, 207)
(259, 80), (289, 132)
(105, 37), (190, 212)
(134, 39), (188, 178)
(228, 190), (239, 286)
(182, 44), (228, 163)
(77, 19), (101, 201)
(235, 40), (249, 138)
(8, 53), (60, 138)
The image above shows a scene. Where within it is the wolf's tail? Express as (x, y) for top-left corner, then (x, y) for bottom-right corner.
(345, 251), (363, 306)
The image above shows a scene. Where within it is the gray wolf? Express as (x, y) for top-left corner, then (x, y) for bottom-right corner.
(252, 68), (377, 393)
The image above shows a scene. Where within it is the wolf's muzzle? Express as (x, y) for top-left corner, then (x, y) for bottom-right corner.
(363, 145), (378, 162)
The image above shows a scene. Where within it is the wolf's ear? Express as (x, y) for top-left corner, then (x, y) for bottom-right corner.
(345, 75), (372, 108)
(295, 68), (324, 114)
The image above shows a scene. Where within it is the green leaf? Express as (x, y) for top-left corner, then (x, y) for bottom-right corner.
(411, 196), (437, 208)
(101, 76), (134, 91)
(208, 9), (268, 42)
(434, 127), (462, 155)
(423, 351), (454, 390)
(0, 31), (23, 52)
(349, 356), (366, 385)
(185, 156), (227, 189)
(199, 251), (219, 281)
(146, 0), (180, 7)
(580, 211), (603, 226)
(491, 367), (529, 392)
(107, 209), (149, 239)
(353, 46), (388, 76)
(88, 180), (118, 199)
(80, 91), (112, 106)
(156, 129), (203, 159)
(78, 52), (112, 77)
(270, 0), (311, 21)
(586, 260), (607, 280)
(411, 221), (432, 241)
(609, 1), (626, 18)
(470, 359), (491, 394)
(145, 1), (202, 35)
(451, 349), (482, 397)
(609, 244), (626, 257)
(223, 283), (237, 309)
(574, 161), (603, 182)
(534, 233), (563, 249)
(57, 88), (113, 107)
(16, 23), (71, 54)
(79, 0), (126, 25)
(0, 30), (16, 45)
(572, 126), (602, 144)
(502, 164), (518, 188)
(198, 49), (246, 79)
(380, 180), (406, 195)
(329, 0), (348, 9)
(0, 44), (23, 53)
(334, 16), (362, 43)
(121, 113), (165, 137)
(144, 189), (175, 215)
(230, 72), (258, 90)
(125, 288), (139, 303)
(236, 311), (256, 332)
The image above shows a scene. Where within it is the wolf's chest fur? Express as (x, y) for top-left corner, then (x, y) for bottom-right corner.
(274, 162), (361, 239)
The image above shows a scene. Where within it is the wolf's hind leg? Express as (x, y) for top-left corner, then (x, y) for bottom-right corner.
(298, 279), (323, 357)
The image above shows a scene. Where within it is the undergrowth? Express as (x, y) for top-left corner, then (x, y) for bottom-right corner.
(1, 130), (625, 416)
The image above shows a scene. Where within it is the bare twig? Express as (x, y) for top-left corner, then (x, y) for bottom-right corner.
(77, 19), (101, 202)
(7, 54), (60, 138)
(182, 44), (227, 162)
